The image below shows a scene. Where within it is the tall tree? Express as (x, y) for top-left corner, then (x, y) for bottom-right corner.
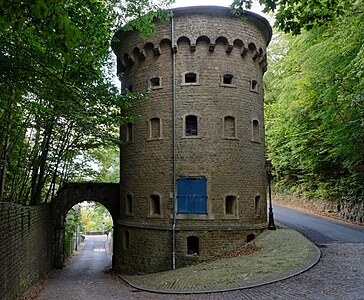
(231, 0), (356, 34)
(264, 0), (364, 202)
(0, 0), (173, 204)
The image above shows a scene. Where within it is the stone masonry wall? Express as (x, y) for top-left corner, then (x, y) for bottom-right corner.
(113, 6), (271, 274)
(0, 202), (52, 300)
(273, 193), (364, 224)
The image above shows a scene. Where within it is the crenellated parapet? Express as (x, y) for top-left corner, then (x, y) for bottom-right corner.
(113, 6), (271, 75)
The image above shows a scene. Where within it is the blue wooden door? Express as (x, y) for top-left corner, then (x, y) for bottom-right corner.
(177, 178), (207, 214)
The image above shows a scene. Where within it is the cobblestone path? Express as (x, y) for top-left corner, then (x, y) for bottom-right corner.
(31, 234), (364, 300)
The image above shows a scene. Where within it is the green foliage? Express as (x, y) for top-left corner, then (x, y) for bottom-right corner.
(265, 1), (364, 202)
(231, 0), (356, 34)
(0, 0), (172, 204)
(117, 0), (174, 39)
(80, 202), (113, 232)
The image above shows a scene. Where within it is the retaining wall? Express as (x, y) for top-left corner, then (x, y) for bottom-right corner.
(273, 193), (364, 224)
(0, 202), (53, 300)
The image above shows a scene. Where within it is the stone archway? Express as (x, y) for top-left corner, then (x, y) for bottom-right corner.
(51, 182), (120, 268)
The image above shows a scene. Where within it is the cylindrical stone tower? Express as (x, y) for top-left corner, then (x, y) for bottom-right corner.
(112, 6), (272, 274)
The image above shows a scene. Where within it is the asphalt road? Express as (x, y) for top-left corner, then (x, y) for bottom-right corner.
(274, 204), (364, 244)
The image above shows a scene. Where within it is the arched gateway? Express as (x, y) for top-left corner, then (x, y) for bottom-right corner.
(51, 182), (120, 268)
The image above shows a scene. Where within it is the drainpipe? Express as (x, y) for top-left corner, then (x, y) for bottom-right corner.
(171, 12), (177, 270)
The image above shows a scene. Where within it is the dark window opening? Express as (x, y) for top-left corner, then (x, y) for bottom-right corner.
(126, 123), (133, 142)
(252, 120), (259, 142)
(150, 194), (161, 215)
(150, 77), (160, 88)
(150, 117), (160, 138)
(224, 116), (235, 138)
(126, 194), (133, 214)
(185, 115), (198, 136)
(225, 195), (236, 215)
(247, 234), (255, 243)
(187, 236), (199, 255)
(337, 204), (341, 212)
(185, 72), (197, 83)
(123, 230), (130, 249)
(251, 80), (258, 91)
(255, 195), (261, 215)
(177, 178), (207, 214)
(223, 74), (234, 85)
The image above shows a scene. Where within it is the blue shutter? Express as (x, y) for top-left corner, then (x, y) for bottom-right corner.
(177, 178), (207, 214)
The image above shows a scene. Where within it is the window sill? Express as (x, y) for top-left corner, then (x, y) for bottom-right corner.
(124, 212), (134, 217)
(181, 83), (200, 86)
(182, 135), (201, 139)
(149, 86), (163, 90)
(220, 83), (237, 88)
(223, 214), (239, 220)
(148, 214), (163, 219)
(222, 137), (238, 140)
(147, 137), (163, 141)
(251, 140), (261, 144)
(172, 213), (215, 220)
(249, 89), (259, 94)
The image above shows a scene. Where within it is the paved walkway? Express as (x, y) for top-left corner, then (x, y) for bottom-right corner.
(21, 229), (364, 299)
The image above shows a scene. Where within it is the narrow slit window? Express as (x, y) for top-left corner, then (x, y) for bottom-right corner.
(126, 123), (133, 142)
(223, 74), (234, 85)
(224, 116), (236, 138)
(225, 195), (236, 215)
(185, 72), (197, 83)
(150, 194), (161, 215)
(255, 195), (261, 216)
(187, 236), (199, 255)
(123, 230), (129, 249)
(126, 194), (133, 214)
(185, 115), (198, 136)
(252, 120), (260, 142)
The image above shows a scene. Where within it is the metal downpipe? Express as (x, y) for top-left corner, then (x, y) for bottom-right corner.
(171, 12), (177, 270)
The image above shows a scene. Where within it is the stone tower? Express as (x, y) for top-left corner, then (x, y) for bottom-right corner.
(112, 6), (272, 274)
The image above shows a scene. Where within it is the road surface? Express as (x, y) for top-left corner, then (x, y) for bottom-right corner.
(30, 208), (364, 300)
(274, 204), (364, 244)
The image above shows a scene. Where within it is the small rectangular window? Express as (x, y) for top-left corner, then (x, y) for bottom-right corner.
(225, 195), (236, 215)
(126, 194), (133, 214)
(150, 194), (161, 215)
(252, 120), (260, 142)
(150, 117), (161, 139)
(149, 77), (162, 90)
(185, 115), (198, 136)
(224, 116), (236, 138)
(250, 80), (258, 92)
(185, 72), (197, 83)
(223, 74), (234, 85)
(187, 236), (199, 256)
